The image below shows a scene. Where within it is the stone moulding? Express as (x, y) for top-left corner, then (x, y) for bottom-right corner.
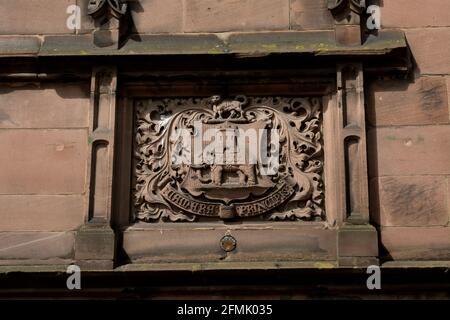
(0, 31), (407, 59)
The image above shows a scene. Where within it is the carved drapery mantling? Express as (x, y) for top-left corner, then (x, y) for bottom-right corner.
(88, 0), (129, 48)
(134, 96), (324, 223)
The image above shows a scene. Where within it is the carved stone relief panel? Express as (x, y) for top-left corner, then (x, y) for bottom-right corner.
(133, 96), (324, 223)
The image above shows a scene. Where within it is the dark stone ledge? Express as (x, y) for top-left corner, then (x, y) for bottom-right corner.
(0, 36), (41, 56)
(0, 263), (448, 299)
(0, 31), (406, 58)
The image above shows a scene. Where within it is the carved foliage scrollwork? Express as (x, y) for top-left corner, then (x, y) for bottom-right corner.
(134, 96), (324, 223)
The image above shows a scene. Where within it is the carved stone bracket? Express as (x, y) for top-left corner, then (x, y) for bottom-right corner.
(88, 0), (128, 48)
(328, 0), (366, 45)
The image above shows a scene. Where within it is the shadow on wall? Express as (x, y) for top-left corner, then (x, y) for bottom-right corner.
(122, 0), (145, 46)
(362, 0), (383, 41)
(0, 82), (90, 128)
(0, 82), (90, 100)
(363, 11), (425, 259)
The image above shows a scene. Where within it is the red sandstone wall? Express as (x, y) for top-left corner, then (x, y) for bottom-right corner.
(0, 0), (333, 34)
(367, 0), (450, 260)
(0, 83), (90, 261)
(0, 0), (449, 263)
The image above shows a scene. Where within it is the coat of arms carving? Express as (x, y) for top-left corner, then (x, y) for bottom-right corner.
(134, 96), (324, 222)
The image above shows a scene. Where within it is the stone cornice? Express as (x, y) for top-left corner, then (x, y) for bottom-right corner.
(0, 31), (407, 58)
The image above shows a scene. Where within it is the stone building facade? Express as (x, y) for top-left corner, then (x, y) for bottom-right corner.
(0, 0), (449, 298)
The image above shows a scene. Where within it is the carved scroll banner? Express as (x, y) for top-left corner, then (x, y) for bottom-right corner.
(134, 96), (324, 222)
(160, 179), (296, 219)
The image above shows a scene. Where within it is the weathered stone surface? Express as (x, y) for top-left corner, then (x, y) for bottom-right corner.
(338, 225), (378, 257)
(0, 195), (85, 231)
(380, 227), (450, 260)
(447, 76), (450, 120)
(184, 0), (289, 32)
(34, 30), (405, 56)
(335, 24), (361, 46)
(76, 259), (113, 270)
(75, 225), (115, 261)
(130, 0), (183, 33)
(75, 0), (93, 34)
(370, 176), (449, 227)
(406, 28), (450, 75)
(0, 36), (41, 56)
(0, 129), (88, 194)
(0, 0), (75, 35)
(367, 77), (449, 126)
(290, 0), (333, 30)
(123, 225), (337, 263)
(0, 84), (89, 129)
(368, 126), (450, 177)
(338, 257), (379, 268)
(0, 258), (72, 266)
(0, 232), (75, 259)
(381, 0), (450, 28)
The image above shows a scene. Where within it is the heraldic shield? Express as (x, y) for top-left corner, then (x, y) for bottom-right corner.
(134, 95), (324, 222)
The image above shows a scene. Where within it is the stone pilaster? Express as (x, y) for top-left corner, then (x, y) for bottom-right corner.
(75, 66), (118, 270)
(336, 63), (378, 266)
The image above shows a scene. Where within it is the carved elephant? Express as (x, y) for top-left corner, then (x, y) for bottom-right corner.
(211, 164), (256, 186)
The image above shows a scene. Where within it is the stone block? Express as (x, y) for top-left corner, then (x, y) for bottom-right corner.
(0, 232), (75, 259)
(130, 0), (183, 33)
(123, 224), (337, 263)
(368, 125), (450, 177)
(338, 225), (378, 257)
(183, 0), (289, 33)
(367, 77), (449, 126)
(0, 129), (88, 194)
(0, 195), (86, 231)
(0, 0), (75, 35)
(370, 176), (449, 227)
(381, 0), (450, 28)
(75, 224), (115, 261)
(0, 84), (89, 129)
(290, 0), (333, 30)
(380, 227), (450, 260)
(406, 28), (450, 75)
